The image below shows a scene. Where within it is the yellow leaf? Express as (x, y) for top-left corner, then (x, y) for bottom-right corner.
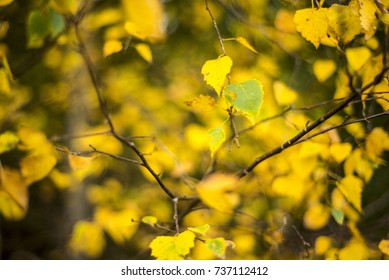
(378, 239), (389, 255)
(69, 220), (106, 258)
(313, 59), (337, 82)
(275, 9), (296, 33)
(303, 203), (330, 230)
(0, 0), (13, 6)
(121, 0), (165, 42)
(103, 39), (123, 57)
(0, 69), (11, 95)
(358, 0), (378, 39)
(196, 173), (240, 212)
(141, 215), (158, 226)
(0, 190), (25, 220)
(20, 152), (57, 185)
(224, 37), (259, 54)
(134, 43), (153, 63)
(273, 81), (298, 105)
(68, 153), (97, 170)
(184, 95), (216, 112)
(50, 0), (80, 15)
(365, 127), (389, 163)
(0, 131), (19, 154)
(315, 236), (332, 255)
(201, 56), (233, 95)
(339, 238), (369, 260)
(337, 175), (364, 212)
(188, 224), (210, 236)
(372, 80), (389, 111)
(327, 4), (361, 44)
(329, 142), (353, 163)
(94, 207), (139, 245)
(0, 168), (28, 210)
(272, 174), (307, 203)
(294, 8), (329, 49)
(149, 230), (196, 260)
(346, 47), (371, 72)
(344, 149), (373, 182)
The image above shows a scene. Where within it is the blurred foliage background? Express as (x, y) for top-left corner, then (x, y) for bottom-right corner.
(0, 0), (389, 259)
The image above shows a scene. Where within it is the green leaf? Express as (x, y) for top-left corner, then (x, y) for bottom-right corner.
(223, 79), (264, 125)
(27, 8), (65, 48)
(205, 237), (230, 258)
(149, 230), (196, 260)
(331, 208), (344, 225)
(0, 131), (19, 154)
(208, 126), (225, 157)
(188, 224), (210, 236)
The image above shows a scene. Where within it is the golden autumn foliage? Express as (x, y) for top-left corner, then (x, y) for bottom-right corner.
(0, 0), (388, 261)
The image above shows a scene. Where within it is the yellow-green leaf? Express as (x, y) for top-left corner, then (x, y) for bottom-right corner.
(149, 230), (196, 260)
(0, 131), (19, 154)
(224, 79), (264, 125)
(188, 224), (210, 236)
(208, 126), (225, 157)
(294, 8), (329, 49)
(201, 56), (233, 95)
(331, 208), (345, 225)
(184, 95), (216, 112)
(205, 237), (228, 258)
(196, 173), (240, 212)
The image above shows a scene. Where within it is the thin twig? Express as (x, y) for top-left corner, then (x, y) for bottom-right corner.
(205, 0), (226, 55)
(89, 145), (144, 166)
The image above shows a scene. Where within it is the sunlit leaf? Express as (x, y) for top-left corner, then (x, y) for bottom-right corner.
(339, 238), (369, 260)
(313, 60), (336, 82)
(303, 203), (330, 230)
(224, 79), (264, 124)
(122, 0), (165, 42)
(346, 47), (372, 71)
(51, 0), (80, 15)
(68, 153), (97, 170)
(344, 149), (373, 182)
(141, 215), (158, 226)
(294, 8), (329, 48)
(196, 173), (239, 212)
(103, 39), (123, 57)
(273, 81), (298, 105)
(327, 4), (361, 44)
(365, 127), (389, 163)
(0, 0), (13, 6)
(188, 224), (210, 236)
(0, 69), (11, 95)
(223, 37), (259, 54)
(184, 95), (216, 112)
(149, 230), (196, 260)
(134, 43), (153, 63)
(0, 131), (19, 154)
(201, 55), (233, 95)
(337, 175), (363, 212)
(357, 0), (378, 39)
(69, 220), (106, 258)
(0, 191), (25, 220)
(94, 207), (139, 245)
(315, 236), (332, 255)
(208, 126), (225, 157)
(378, 239), (389, 255)
(329, 142), (353, 163)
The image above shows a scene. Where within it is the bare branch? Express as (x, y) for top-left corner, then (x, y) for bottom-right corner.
(205, 0), (226, 55)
